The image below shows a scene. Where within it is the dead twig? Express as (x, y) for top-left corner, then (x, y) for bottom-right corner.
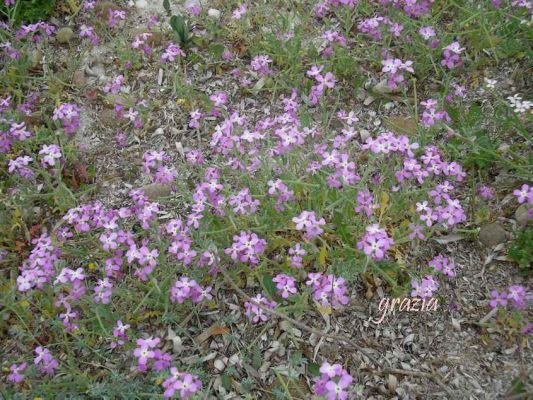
(362, 367), (455, 397)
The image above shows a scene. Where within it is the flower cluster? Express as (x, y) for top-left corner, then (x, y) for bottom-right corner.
(188, 109), (203, 129)
(170, 276), (212, 304)
(272, 274), (298, 298)
(490, 285), (529, 310)
(420, 98), (451, 128)
(288, 243), (306, 268)
(314, 0), (357, 19)
(108, 9), (127, 28)
(17, 234), (61, 292)
(507, 94), (532, 114)
(103, 74), (125, 94)
(232, 3), (248, 19)
(16, 21), (55, 42)
(161, 43), (186, 63)
(8, 121), (31, 141)
(250, 55), (273, 76)
(133, 337), (171, 372)
(110, 320), (130, 349)
(411, 275), (439, 299)
(162, 369), (203, 399)
(381, 58), (414, 90)
(357, 224), (394, 261)
(225, 231), (267, 266)
(245, 293), (277, 323)
(428, 254), (456, 278)
(7, 363), (27, 383)
(307, 66), (336, 105)
(39, 144), (62, 168)
(52, 103), (81, 135)
(306, 273), (350, 309)
(131, 32), (153, 55)
(8, 155), (34, 179)
(321, 30), (347, 57)
(34, 347), (59, 375)
(79, 24), (99, 45)
(441, 41), (465, 69)
(267, 179), (295, 211)
(142, 150), (176, 184)
(362, 131), (417, 156)
(354, 191), (379, 217)
(357, 16), (391, 41)
(229, 187), (260, 215)
(293, 210), (326, 240)
(313, 362), (354, 400)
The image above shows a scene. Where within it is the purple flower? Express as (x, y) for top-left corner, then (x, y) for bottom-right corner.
(244, 293), (277, 323)
(489, 290), (508, 308)
(292, 211), (326, 240)
(39, 144), (62, 168)
(288, 243), (306, 268)
(162, 369), (203, 399)
(209, 92), (228, 107)
(313, 361), (354, 400)
(507, 285), (527, 309)
(357, 224), (394, 261)
(34, 347), (59, 375)
(250, 55), (273, 76)
(170, 276), (211, 304)
(272, 274), (298, 298)
(161, 43), (186, 63)
(513, 184), (533, 205)
(229, 187), (260, 215)
(411, 275), (439, 299)
(224, 231), (267, 266)
(429, 255), (456, 278)
(7, 362), (27, 383)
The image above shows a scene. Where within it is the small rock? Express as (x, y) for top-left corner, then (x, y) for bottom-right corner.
(140, 183), (173, 200)
(214, 359), (226, 373)
(360, 129), (371, 142)
(56, 27), (74, 44)
(384, 102), (395, 110)
(478, 223), (507, 247)
(72, 69), (86, 87)
(363, 95), (375, 106)
(515, 204), (532, 228)
(207, 8), (221, 19)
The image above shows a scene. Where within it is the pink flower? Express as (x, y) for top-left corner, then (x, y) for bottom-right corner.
(489, 290), (508, 308)
(513, 184), (532, 204)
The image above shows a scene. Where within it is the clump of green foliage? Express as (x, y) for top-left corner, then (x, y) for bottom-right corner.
(509, 228), (533, 271)
(1, 0), (56, 25)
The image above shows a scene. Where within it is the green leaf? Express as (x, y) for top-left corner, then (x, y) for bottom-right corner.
(221, 374), (232, 391)
(252, 345), (262, 370)
(308, 362), (320, 377)
(163, 0), (171, 15)
(262, 274), (277, 300)
(170, 15), (189, 45)
(209, 43), (225, 59)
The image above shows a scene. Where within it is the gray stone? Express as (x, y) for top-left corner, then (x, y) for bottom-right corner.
(478, 223), (507, 247)
(140, 183), (173, 200)
(515, 204), (532, 228)
(72, 69), (86, 87)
